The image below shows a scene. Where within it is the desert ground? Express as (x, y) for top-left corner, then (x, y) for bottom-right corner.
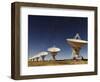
(28, 59), (88, 67)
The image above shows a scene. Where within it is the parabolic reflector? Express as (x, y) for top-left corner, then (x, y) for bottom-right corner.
(66, 33), (88, 60)
(48, 47), (61, 52)
(38, 51), (48, 56)
(67, 39), (87, 48)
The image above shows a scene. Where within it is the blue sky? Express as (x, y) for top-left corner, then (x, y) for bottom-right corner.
(28, 15), (88, 60)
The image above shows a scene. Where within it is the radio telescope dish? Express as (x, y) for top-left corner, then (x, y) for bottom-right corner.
(66, 33), (87, 60)
(48, 46), (61, 61)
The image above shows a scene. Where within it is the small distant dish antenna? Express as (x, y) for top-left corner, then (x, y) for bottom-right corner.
(29, 51), (48, 62)
(48, 46), (61, 61)
(38, 51), (48, 61)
